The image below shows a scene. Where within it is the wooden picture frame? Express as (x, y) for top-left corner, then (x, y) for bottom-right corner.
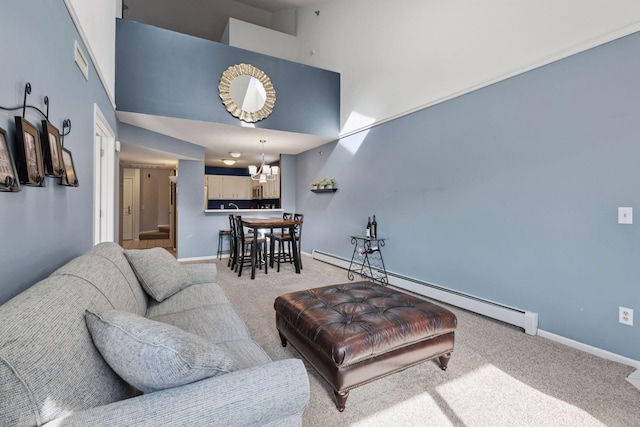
(0, 127), (21, 192)
(60, 147), (79, 187)
(14, 117), (45, 187)
(40, 120), (64, 177)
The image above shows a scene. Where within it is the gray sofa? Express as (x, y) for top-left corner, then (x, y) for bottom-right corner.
(0, 242), (309, 427)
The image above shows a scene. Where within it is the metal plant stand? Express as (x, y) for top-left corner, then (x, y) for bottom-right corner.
(347, 236), (388, 285)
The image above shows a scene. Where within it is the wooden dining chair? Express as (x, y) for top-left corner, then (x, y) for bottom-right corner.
(234, 215), (267, 277)
(227, 214), (237, 270)
(271, 213), (303, 272)
(268, 212), (292, 269)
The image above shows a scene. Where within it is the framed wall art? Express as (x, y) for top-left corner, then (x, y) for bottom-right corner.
(40, 120), (64, 177)
(14, 117), (45, 187)
(60, 147), (79, 187)
(0, 127), (21, 192)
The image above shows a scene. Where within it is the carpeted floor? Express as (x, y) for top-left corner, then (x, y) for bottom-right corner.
(214, 256), (640, 426)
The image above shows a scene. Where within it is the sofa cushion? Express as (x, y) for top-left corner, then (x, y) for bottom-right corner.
(85, 309), (237, 393)
(124, 248), (192, 302)
(150, 304), (251, 343)
(87, 242), (149, 315)
(52, 253), (143, 315)
(146, 282), (230, 319)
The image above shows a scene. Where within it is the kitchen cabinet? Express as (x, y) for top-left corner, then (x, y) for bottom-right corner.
(226, 176), (250, 199)
(207, 175), (223, 199)
(263, 173), (280, 199)
(206, 175), (251, 200)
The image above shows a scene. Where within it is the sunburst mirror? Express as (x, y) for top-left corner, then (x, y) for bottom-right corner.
(218, 63), (276, 123)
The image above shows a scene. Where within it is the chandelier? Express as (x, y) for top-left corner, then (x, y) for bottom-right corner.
(248, 140), (279, 183)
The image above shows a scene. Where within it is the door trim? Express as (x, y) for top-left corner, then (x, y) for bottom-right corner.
(94, 104), (115, 244)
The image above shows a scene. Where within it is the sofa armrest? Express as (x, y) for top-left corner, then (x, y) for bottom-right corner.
(47, 359), (309, 427)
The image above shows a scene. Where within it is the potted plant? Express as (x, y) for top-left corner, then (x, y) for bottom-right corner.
(324, 178), (336, 189)
(311, 178), (336, 190)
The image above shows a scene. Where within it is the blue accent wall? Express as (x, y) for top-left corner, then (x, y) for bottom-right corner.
(116, 19), (340, 138)
(0, 1), (116, 304)
(296, 32), (640, 361)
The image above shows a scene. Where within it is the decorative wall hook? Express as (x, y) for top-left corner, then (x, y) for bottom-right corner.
(60, 119), (71, 146)
(22, 83), (31, 118)
(44, 96), (50, 119)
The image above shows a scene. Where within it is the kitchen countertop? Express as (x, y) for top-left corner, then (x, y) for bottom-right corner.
(204, 208), (283, 214)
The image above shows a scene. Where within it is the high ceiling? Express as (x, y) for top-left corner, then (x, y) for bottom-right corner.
(118, 0), (334, 169)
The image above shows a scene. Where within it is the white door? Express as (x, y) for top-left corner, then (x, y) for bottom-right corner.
(122, 177), (134, 240)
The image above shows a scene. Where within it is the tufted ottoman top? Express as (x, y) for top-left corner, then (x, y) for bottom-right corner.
(274, 281), (457, 367)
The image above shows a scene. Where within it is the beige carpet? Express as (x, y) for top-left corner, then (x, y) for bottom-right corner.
(214, 256), (640, 426)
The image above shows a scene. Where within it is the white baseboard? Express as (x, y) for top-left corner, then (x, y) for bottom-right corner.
(626, 369), (640, 390)
(538, 330), (640, 370)
(312, 250), (538, 335)
(178, 255), (216, 263)
(538, 330), (640, 391)
(312, 249), (640, 384)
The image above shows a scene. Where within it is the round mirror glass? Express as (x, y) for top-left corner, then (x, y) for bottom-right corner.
(219, 64), (276, 123)
(229, 75), (267, 113)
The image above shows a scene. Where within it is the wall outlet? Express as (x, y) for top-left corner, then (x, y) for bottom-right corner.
(619, 307), (634, 326)
(618, 207), (633, 224)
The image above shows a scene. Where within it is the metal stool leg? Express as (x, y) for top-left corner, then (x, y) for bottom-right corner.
(217, 231), (224, 260)
(217, 230), (231, 261)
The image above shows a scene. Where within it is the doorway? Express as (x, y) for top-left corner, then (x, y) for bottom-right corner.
(93, 105), (115, 244)
(119, 166), (175, 255)
(121, 168), (140, 242)
(122, 176), (134, 240)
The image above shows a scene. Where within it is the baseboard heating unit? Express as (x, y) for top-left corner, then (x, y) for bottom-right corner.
(312, 250), (539, 336)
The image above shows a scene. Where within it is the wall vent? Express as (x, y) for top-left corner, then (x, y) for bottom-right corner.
(312, 250), (539, 335)
(74, 40), (89, 81)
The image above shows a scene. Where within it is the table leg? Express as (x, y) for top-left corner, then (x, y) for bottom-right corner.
(250, 231), (257, 280)
(290, 224), (301, 274)
(269, 227), (275, 268)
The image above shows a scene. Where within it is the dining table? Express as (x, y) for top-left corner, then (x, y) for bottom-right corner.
(241, 217), (303, 279)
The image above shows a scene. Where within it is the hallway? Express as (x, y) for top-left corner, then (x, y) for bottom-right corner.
(122, 239), (176, 257)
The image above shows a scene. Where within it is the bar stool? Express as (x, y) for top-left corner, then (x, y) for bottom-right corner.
(217, 229), (231, 260)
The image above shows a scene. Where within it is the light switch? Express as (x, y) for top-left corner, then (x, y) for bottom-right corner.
(618, 207), (633, 224)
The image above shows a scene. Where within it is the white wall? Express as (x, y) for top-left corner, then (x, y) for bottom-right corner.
(64, 0), (117, 105)
(124, 0), (271, 42)
(271, 8), (297, 36)
(285, 0), (640, 136)
(225, 18), (298, 62)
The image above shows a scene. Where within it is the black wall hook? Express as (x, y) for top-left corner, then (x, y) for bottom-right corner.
(60, 119), (71, 146)
(22, 83), (31, 118)
(44, 96), (49, 120)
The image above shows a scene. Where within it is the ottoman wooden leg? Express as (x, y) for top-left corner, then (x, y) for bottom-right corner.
(438, 352), (452, 370)
(278, 331), (288, 347)
(334, 390), (349, 412)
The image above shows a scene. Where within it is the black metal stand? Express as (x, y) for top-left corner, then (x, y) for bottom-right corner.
(347, 236), (388, 285)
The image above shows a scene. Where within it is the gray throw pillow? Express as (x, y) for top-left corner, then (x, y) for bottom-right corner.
(85, 309), (237, 393)
(124, 248), (192, 302)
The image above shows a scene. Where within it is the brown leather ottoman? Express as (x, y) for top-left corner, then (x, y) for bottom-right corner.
(274, 281), (457, 411)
